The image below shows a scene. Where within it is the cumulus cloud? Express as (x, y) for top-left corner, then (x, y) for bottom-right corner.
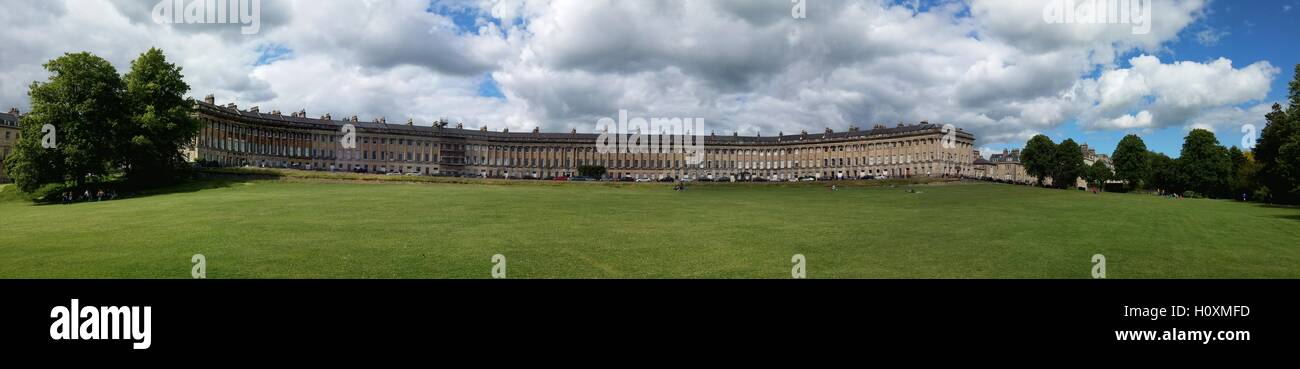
(1079, 55), (1278, 130)
(0, 0), (1282, 149)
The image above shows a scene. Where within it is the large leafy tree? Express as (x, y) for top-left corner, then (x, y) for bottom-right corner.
(1179, 129), (1232, 197)
(3, 52), (124, 192)
(1147, 151), (1184, 194)
(120, 48), (201, 183)
(1083, 160), (1112, 190)
(1255, 65), (1300, 204)
(1227, 146), (1247, 175)
(1052, 139), (1086, 189)
(1021, 134), (1056, 186)
(1231, 151), (1261, 200)
(1111, 134), (1150, 189)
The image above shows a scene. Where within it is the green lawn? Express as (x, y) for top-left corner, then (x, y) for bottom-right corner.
(1, 177), (1297, 278)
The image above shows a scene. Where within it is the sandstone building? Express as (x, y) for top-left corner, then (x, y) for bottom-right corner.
(188, 95), (978, 181)
(0, 109), (20, 183)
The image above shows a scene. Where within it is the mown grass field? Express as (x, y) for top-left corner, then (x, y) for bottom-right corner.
(1, 175), (1297, 278)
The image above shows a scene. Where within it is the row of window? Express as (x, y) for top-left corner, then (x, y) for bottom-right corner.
(196, 120), (973, 171)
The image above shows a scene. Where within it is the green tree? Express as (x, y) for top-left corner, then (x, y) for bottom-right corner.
(1255, 65), (1300, 203)
(3, 52), (124, 192)
(1147, 151), (1184, 194)
(1021, 134), (1056, 187)
(1052, 139), (1086, 189)
(1231, 151), (1262, 200)
(1083, 160), (1112, 190)
(1178, 129), (1232, 197)
(1111, 134), (1150, 189)
(120, 48), (201, 184)
(1228, 146), (1247, 175)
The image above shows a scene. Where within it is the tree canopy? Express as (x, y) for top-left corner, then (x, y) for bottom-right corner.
(4, 52), (125, 192)
(1021, 134), (1056, 186)
(1111, 134), (1150, 189)
(1178, 129), (1232, 197)
(3, 49), (198, 196)
(1255, 65), (1300, 203)
(1052, 139), (1085, 189)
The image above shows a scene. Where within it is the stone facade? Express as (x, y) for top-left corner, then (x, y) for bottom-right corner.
(979, 145), (1112, 188)
(0, 109), (20, 183)
(189, 96), (978, 180)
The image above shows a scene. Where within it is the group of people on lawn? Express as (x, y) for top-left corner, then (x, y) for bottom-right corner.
(61, 189), (117, 203)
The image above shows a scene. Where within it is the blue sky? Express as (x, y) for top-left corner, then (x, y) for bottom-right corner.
(430, 0), (1300, 158)
(1045, 0), (1300, 157)
(8, 0), (1295, 159)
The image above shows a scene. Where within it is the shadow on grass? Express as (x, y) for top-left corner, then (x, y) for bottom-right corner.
(1270, 214), (1300, 222)
(12, 176), (245, 206)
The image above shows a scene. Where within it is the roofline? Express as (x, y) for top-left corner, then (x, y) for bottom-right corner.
(192, 100), (977, 146)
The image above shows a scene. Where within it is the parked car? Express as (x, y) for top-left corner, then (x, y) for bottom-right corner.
(635, 178), (653, 182)
(569, 176), (592, 182)
(553, 176), (568, 181)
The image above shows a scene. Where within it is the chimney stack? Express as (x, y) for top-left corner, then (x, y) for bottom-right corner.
(7, 108), (17, 116)
(249, 106), (259, 113)
(204, 94), (215, 104)
(322, 113), (332, 121)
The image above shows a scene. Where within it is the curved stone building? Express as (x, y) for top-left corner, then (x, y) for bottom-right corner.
(0, 108), (21, 183)
(190, 95), (977, 181)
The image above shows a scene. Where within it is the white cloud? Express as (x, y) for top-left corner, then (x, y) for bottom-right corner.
(1080, 55), (1278, 130)
(0, 0), (1280, 149)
